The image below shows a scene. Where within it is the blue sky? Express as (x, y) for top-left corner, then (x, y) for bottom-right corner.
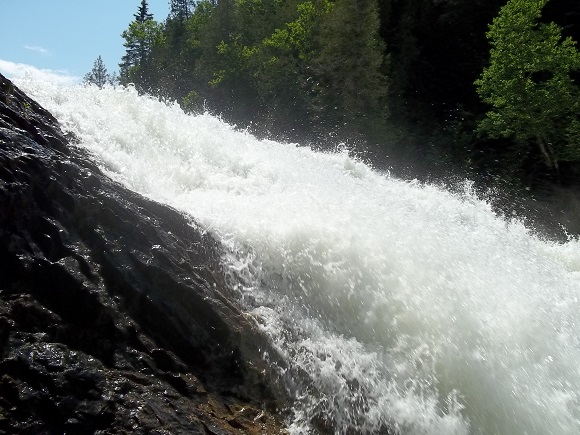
(0, 1), (169, 82)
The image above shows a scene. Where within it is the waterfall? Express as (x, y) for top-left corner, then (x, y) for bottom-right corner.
(17, 77), (580, 434)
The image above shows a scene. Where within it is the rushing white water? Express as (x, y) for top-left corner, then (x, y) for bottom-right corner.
(16, 77), (580, 434)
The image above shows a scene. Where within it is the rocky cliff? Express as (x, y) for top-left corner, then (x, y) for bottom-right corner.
(0, 73), (287, 434)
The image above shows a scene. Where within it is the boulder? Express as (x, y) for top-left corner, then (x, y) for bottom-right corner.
(0, 73), (287, 434)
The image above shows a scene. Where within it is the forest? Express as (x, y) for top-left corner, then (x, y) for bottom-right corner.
(87, 0), (580, 192)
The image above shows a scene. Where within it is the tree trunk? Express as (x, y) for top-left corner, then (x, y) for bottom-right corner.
(537, 133), (561, 181)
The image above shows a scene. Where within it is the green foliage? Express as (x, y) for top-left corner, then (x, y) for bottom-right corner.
(180, 89), (202, 113)
(195, 0), (237, 86)
(170, 0), (197, 19)
(261, 1), (326, 60)
(312, 0), (388, 132)
(114, 0), (580, 188)
(135, 0), (154, 22)
(84, 55), (115, 89)
(475, 0), (580, 169)
(119, 1), (162, 88)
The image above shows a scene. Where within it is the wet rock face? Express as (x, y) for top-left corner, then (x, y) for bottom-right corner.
(0, 74), (286, 434)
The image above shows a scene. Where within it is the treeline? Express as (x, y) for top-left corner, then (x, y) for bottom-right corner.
(109, 0), (580, 187)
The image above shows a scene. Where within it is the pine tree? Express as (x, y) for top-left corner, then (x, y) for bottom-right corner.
(135, 0), (154, 22)
(170, 0), (197, 19)
(119, 0), (159, 86)
(312, 0), (389, 135)
(83, 55), (114, 89)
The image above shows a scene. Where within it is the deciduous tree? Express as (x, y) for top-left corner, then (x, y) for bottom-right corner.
(475, 0), (580, 172)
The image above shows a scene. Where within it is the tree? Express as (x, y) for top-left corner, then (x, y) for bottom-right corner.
(83, 56), (115, 89)
(150, 3), (210, 102)
(195, 0), (325, 128)
(135, 0), (154, 22)
(170, 0), (197, 19)
(195, 0), (247, 116)
(119, 0), (161, 87)
(312, 0), (389, 136)
(248, 0), (331, 133)
(475, 0), (580, 173)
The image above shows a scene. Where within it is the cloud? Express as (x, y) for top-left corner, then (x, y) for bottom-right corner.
(0, 59), (79, 85)
(24, 45), (52, 56)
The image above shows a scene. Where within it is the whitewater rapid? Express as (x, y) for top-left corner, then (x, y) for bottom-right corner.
(16, 77), (580, 434)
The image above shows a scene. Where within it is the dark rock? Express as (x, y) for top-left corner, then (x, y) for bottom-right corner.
(0, 73), (288, 433)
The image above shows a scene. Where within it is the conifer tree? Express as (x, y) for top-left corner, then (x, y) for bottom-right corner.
(312, 0), (389, 134)
(170, 0), (197, 19)
(119, 0), (160, 86)
(83, 55), (114, 89)
(135, 0), (154, 22)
